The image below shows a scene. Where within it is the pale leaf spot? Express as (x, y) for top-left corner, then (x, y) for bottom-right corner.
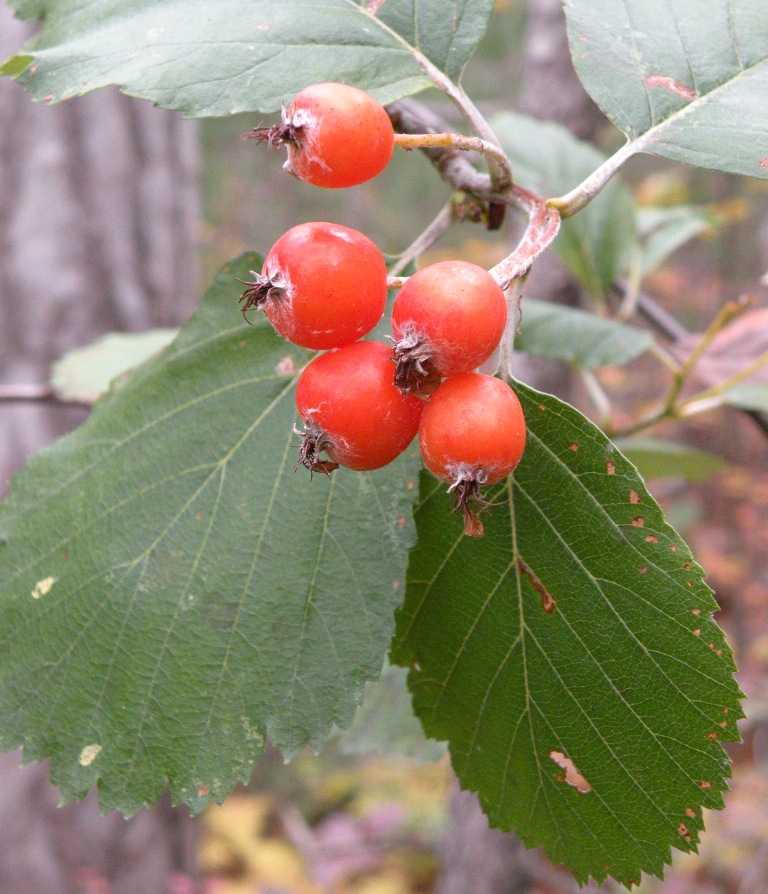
(606, 460), (615, 475)
(276, 355), (297, 375)
(692, 608), (701, 617)
(629, 490), (640, 504)
(32, 576), (56, 600)
(685, 807), (696, 819)
(638, 566), (648, 575)
(550, 751), (591, 793)
(693, 628), (701, 636)
(79, 744), (102, 766)
(700, 780), (711, 789)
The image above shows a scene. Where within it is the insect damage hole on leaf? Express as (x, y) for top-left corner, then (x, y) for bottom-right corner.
(550, 751), (592, 794)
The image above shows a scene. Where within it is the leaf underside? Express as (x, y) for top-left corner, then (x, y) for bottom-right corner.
(564, 0), (768, 180)
(392, 383), (743, 887)
(2, 0), (495, 115)
(0, 254), (421, 816)
(515, 297), (653, 369)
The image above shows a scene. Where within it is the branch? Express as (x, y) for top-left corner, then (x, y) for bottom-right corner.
(0, 383), (91, 409)
(613, 281), (768, 439)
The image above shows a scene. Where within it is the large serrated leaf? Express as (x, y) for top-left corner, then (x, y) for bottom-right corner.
(0, 254), (421, 816)
(564, 0), (768, 180)
(391, 382), (742, 887)
(2, 0), (494, 115)
(492, 112), (637, 296)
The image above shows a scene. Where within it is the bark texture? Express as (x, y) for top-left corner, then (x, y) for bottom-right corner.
(0, 5), (200, 891)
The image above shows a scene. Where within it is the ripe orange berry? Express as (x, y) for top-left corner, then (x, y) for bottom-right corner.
(418, 373), (526, 536)
(238, 222), (387, 349)
(247, 82), (394, 188)
(391, 261), (507, 397)
(295, 341), (424, 473)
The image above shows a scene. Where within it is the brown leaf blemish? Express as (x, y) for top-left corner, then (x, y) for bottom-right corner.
(686, 580), (694, 588)
(760, 158), (768, 169)
(631, 516), (645, 527)
(629, 490), (640, 504)
(692, 608), (701, 617)
(677, 822), (691, 843)
(693, 628), (701, 636)
(606, 460), (616, 475)
(569, 442), (579, 451)
(406, 479), (416, 490)
(550, 751), (591, 793)
(517, 558), (556, 614)
(645, 74), (697, 100)
(700, 780), (711, 789)
(670, 544), (679, 552)
(638, 566), (648, 575)
(707, 732), (719, 740)
(683, 562), (691, 570)
(685, 807), (696, 819)
(397, 516), (406, 529)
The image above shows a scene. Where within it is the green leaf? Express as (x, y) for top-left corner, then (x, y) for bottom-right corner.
(0, 254), (421, 816)
(613, 437), (726, 481)
(51, 329), (178, 404)
(493, 112), (637, 296)
(2, 0), (494, 115)
(515, 298), (653, 369)
(392, 383), (742, 887)
(720, 383), (768, 412)
(636, 206), (716, 278)
(564, 0), (768, 180)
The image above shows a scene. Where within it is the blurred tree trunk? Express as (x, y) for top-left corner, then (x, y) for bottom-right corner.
(0, 5), (200, 892)
(434, 2), (608, 893)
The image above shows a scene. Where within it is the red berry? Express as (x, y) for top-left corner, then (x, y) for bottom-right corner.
(391, 260), (507, 396)
(238, 222), (387, 349)
(295, 341), (424, 473)
(247, 83), (394, 188)
(418, 373), (526, 536)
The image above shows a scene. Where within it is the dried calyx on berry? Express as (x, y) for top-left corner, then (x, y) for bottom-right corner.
(237, 270), (290, 321)
(293, 421), (339, 477)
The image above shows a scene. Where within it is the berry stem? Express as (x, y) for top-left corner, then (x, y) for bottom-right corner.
(394, 132), (513, 192)
(489, 186), (561, 289)
(387, 200), (454, 277)
(547, 141), (639, 217)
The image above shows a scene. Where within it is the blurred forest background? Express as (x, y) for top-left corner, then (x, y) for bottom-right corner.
(1, 0), (767, 892)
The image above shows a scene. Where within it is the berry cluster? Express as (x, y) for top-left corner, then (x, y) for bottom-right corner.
(242, 83), (526, 535)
